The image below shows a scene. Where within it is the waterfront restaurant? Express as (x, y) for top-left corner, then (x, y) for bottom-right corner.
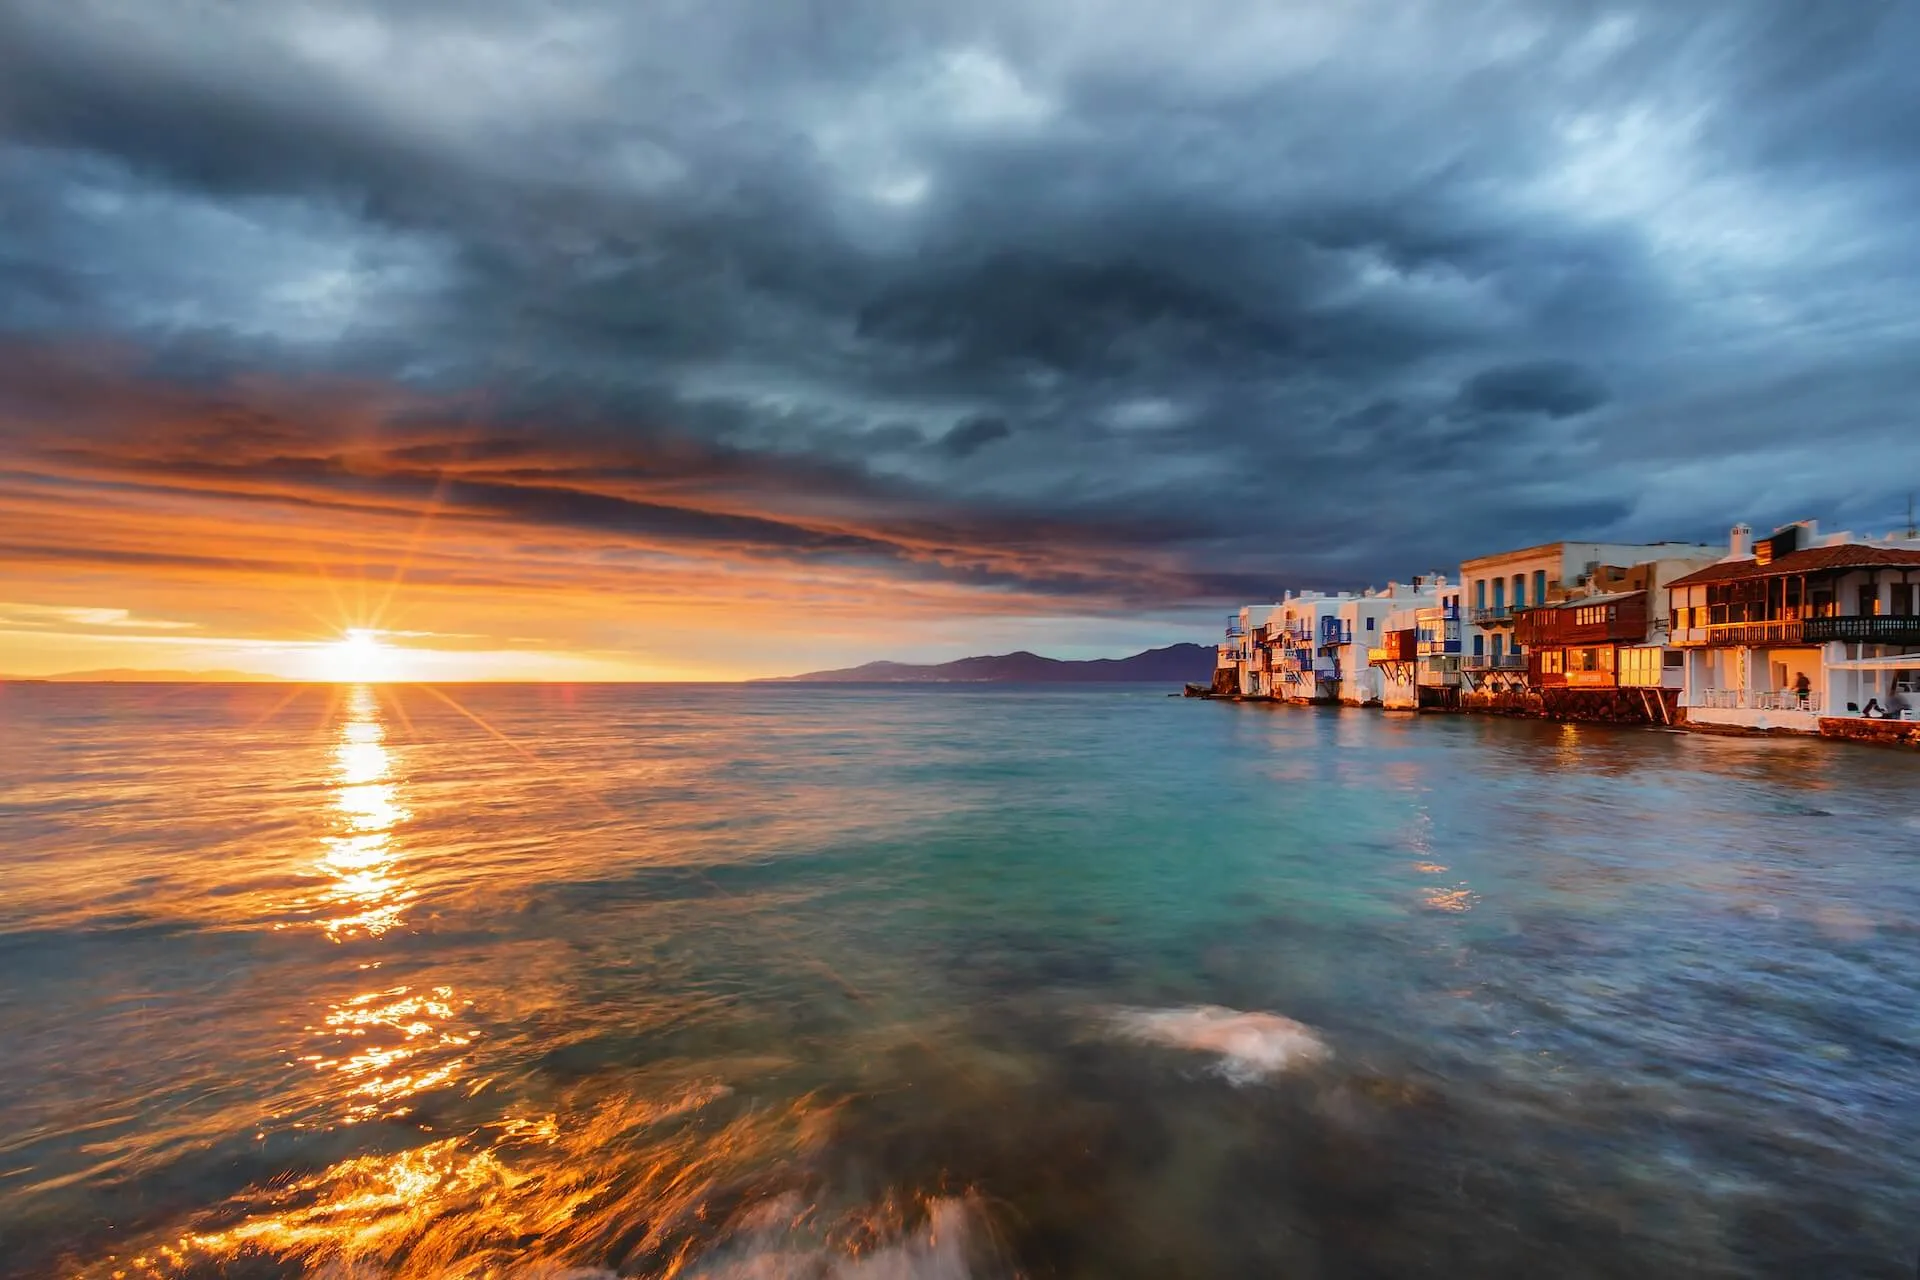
(1458, 539), (1720, 702)
(1515, 590), (1679, 720)
(1510, 550), (1723, 722)
(1667, 520), (1920, 731)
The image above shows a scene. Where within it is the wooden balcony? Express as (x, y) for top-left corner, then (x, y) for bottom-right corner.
(1369, 630), (1417, 663)
(1691, 619), (1805, 647)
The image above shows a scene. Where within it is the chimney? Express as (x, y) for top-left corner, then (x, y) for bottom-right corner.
(1730, 523), (1752, 559)
(1798, 518), (1820, 546)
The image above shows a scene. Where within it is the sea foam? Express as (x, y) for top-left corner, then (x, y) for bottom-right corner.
(680, 1195), (979, 1280)
(1110, 1005), (1330, 1084)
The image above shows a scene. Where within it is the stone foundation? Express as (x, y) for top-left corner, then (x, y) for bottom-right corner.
(1819, 716), (1920, 748)
(1537, 686), (1678, 725)
(1461, 691), (1544, 717)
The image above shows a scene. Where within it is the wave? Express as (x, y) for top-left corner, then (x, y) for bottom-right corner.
(1109, 1005), (1330, 1084)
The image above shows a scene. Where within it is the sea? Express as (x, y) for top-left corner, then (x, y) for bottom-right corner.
(1, 682), (1917, 1277)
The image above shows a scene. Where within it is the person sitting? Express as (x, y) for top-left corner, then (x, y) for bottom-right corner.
(1862, 698), (1885, 718)
(1792, 672), (1811, 707)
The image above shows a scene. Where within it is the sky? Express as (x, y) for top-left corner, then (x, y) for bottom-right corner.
(3, 0), (1919, 679)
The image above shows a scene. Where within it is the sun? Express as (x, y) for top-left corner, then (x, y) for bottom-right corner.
(320, 628), (397, 683)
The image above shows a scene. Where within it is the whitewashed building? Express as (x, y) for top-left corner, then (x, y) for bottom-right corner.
(1369, 604), (1422, 709)
(1269, 590), (1357, 703)
(1218, 604), (1284, 698)
(1413, 582), (1467, 707)
(1331, 580), (1442, 705)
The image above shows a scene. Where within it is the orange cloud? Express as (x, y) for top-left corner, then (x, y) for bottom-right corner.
(0, 342), (1215, 677)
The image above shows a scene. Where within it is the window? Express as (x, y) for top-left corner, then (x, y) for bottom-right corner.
(1619, 648), (1661, 687)
(1473, 633), (1484, 657)
(1513, 573), (1526, 609)
(1859, 584), (1880, 616)
(1540, 649), (1564, 674)
(1895, 584), (1916, 617)
(1492, 633), (1504, 661)
(1565, 646), (1615, 674)
(1366, 616), (1376, 631)
(1533, 570), (1547, 605)
(1475, 580), (1486, 610)
(1493, 579), (1506, 612)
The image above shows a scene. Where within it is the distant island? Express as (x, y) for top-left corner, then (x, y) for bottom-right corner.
(0, 668), (284, 683)
(764, 643), (1215, 684)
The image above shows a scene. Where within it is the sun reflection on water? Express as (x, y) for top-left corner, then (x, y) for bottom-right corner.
(301, 984), (476, 1123)
(316, 686), (415, 940)
(91, 1084), (851, 1280)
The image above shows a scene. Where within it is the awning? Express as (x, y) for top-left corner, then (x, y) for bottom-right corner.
(1826, 652), (1920, 669)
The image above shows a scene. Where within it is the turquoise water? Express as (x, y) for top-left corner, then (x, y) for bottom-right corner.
(1, 683), (1917, 1276)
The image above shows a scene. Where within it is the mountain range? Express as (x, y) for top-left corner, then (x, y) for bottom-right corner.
(765, 643), (1215, 684)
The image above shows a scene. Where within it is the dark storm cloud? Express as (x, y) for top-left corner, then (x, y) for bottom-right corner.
(4, 0), (1920, 617)
(1456, 361), (1610, 420)
(939, 415), (1012, 458)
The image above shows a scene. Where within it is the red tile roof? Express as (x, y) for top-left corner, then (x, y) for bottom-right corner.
(1668, 544), (1920, 587)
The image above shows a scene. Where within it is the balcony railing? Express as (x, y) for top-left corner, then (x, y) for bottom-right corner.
(1803, 616), (1920, 644)
(1692, 688), (1824, 713)
(1470, 605), (1516, 624)
(1461, 654), (1526, 670)
(1694, 619), (1804, 647)
(1318, 630), (1356, 655)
